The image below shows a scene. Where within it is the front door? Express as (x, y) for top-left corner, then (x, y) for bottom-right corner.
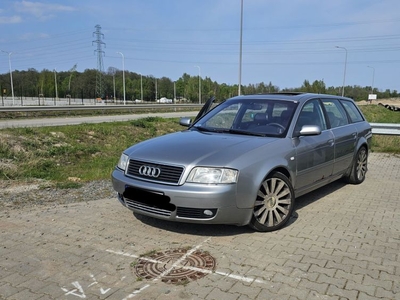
(294, 99), (335, 191)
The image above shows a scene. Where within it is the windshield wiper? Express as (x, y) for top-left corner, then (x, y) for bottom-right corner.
(194, 126), (266, 137)
(227, 129), (267, 137)
(193, 126), (214, 132)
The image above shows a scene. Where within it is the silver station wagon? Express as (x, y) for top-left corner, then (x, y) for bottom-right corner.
(112, 93), (372, 232)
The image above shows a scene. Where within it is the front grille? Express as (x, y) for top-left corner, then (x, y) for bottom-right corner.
(123, 187), (176, 217)
(127, 159), (184, 184)
(125, 199), (173, 217)
(177, 207), (217, 219)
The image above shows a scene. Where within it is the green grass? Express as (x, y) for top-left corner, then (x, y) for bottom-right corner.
(0, 105), (399, 184)
(359, 104), (400, 123)
(359, 105), (400, 154)
(0, 117), (183, 182)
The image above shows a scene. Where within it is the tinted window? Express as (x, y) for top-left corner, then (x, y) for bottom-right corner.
(295, 99), (327, 132)
(341, 100), (364, 123)
(196, 99), (297, 137)
(321, 99), (349, 128)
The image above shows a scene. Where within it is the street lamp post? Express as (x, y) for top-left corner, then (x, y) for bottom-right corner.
(112, 72), (116, 101)
(173, 81), (176, 103)
(335, 46), (347, 97)
(1, 50), (15, 106)
(238, 0), (243, 96)
(155, 79), (158, 102)
(194, 65), (201, 104)
(367, 66), (375, 94)
(53, 69), (58, 105)
(116, 52), (126, 105)
(138, 72), (143, 101)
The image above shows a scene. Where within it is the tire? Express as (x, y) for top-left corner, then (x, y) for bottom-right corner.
(249, 172), (295, 232)
(344, 146), (368, 184)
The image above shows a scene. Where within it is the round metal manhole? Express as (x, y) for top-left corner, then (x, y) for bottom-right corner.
(134, 248), (216, 284)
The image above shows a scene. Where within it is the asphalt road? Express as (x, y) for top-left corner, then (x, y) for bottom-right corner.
(0, 111), (199, 129)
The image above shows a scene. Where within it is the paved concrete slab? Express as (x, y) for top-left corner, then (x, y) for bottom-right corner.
(1, 152), (399, 299)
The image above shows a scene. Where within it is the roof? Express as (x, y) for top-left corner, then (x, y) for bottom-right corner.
(232, 93), (354, 103)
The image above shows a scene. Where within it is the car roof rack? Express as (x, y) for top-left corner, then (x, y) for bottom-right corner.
(259, 92), (305, 96)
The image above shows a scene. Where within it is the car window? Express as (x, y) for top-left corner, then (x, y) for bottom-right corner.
(321, 99), (349, 128)
(295, 99), (327, 132)
(203, 104), (238, 129)
(243, 102), (296, 136)
(242, 103), (269, 123)
(341, 100), (364, 123)
(194, 99), (297, 137)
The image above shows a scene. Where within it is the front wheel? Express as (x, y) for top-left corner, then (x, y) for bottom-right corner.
(249, 172), (295, 232)
(344, 146), (368, 184)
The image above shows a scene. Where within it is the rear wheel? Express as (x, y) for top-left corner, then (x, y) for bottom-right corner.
(249, 172), (295, 232)
(345, 146), (368, 184)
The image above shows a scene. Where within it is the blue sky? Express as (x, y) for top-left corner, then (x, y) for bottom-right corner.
(1, 0), (400, 92)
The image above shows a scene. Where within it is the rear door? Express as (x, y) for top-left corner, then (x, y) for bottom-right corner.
(321, 98), (357, 176)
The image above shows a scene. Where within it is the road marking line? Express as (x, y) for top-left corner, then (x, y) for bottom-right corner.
(106, 236), (266, 298)
(106, 249), (139, 258)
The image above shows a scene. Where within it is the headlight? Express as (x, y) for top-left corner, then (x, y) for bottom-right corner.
(186, 167), (238, 184)
(117, 153), (129, 171)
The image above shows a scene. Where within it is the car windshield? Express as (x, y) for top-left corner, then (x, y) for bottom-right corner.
(193, 98), (298, 137)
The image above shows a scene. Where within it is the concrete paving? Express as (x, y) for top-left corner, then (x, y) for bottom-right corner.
(1, 152), (399, 300)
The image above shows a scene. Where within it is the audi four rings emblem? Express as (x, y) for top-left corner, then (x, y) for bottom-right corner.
(139, 165), (161, 177)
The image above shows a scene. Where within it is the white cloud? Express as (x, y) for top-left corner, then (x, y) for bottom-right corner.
(0, 15), (22, 24)
(19, 32), (50, 40)
(14, 1), (76, 21)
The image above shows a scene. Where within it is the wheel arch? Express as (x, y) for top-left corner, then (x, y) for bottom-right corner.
(236, 160), (294, 210)
(343, 140), (369, 183)
(264, 166), (292, 182)
(249, 166), (296, 232)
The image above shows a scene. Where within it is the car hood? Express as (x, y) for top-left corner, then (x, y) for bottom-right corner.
(124, 130), (279, 167)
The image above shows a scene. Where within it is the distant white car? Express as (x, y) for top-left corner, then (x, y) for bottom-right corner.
(158, 97), (173, 103)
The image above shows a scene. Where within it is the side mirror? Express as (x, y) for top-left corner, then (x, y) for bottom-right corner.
(179, 117), (192, 127)
(294, 125), (321, 137)
(299, 125), (321, 136)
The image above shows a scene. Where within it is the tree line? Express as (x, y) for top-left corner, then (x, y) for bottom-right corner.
(0, 67), (398, 103)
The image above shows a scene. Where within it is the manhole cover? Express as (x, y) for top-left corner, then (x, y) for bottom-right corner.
(134, 248), (216, 284)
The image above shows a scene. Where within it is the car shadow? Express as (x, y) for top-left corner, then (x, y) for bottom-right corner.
(133, 179), (348, 236)
(133, 213), (254, 237)
(294, 179), (347, 210)
(284, 179), (347, 228)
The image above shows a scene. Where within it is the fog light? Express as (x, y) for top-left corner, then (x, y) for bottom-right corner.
(203, 209), (214, 216)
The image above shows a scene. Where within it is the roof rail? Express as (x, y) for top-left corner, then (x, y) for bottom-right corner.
(258, 92), (304, 96)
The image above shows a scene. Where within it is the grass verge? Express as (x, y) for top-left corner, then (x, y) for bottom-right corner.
(359, 105), (400, 153)
(0, 104), (399, 185)
(0, 117), (183, 183)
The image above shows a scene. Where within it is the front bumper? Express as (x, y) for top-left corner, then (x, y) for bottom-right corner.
(111, 169), (253, 226)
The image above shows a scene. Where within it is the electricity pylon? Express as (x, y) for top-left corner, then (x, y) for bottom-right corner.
(92, 25), (105, 99)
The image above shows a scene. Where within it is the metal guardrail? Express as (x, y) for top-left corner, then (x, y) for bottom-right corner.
(0, 105), (398, 136)
(370, 123), (400, 136)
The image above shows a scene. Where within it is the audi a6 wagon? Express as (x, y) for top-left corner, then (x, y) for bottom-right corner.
(112, 93), (372, 232)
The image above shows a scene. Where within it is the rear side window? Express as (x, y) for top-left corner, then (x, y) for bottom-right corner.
(341, 100), (364, 123)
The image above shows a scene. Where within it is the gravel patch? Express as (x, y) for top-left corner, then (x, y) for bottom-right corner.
(0, 179), (115, 211)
